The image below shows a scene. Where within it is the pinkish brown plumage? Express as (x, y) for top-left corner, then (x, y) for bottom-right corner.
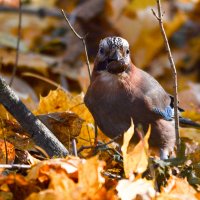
(84, 36), (200, 159)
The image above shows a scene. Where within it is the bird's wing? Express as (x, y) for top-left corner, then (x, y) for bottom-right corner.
(153, 106), (174, 121)
(137, 69), (179, 121)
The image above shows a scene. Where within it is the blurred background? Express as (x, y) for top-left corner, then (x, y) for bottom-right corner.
(0, 0), (199, 116)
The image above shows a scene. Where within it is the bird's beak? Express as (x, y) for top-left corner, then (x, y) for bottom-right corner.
(109, 50), (122, 62)
(107, 50), (128, 74)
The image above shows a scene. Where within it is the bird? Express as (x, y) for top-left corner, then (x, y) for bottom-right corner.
(84, 36), (200, 159)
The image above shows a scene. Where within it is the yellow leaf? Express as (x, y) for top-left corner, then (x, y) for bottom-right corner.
(78, 156), (105, 198)
(122, 123), (151, 177)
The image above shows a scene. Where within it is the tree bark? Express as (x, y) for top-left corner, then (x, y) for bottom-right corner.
(0, 77), (69, 157)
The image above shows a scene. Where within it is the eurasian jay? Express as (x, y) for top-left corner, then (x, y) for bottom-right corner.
(84, 36), (200, 159)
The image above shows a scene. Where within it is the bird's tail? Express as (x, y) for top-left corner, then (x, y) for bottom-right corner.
(179, 117), (200, 129)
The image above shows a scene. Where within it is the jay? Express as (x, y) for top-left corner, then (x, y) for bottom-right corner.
(84, 36), (200, 159)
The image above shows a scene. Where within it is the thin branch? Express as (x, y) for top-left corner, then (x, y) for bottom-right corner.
(77, 134), (122, 154)
(72, 138), (78, 156)
(61, 9), (92, 82)
(152, 0), (180, 151)
(61, 9), (97, 143)
(0, 164), (31, 169)
(9, 0), (22, 86)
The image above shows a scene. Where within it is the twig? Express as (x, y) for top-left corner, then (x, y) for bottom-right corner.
(0, 164), (31, 169)
(61, 9), (92, 82)
(102, 171), (122, 179)
(152, 0), (180, 152)
(9, 0), (22, 86)
(61, 9), (97, 143)
(77, 134), (122, 154)
(72, 138), (78, 156)
(0, 77), (69, 157)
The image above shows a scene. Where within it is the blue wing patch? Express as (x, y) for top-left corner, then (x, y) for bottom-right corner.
(153, 106), (174, 121)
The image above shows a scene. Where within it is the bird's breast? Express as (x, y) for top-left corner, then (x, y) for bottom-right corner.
(84, 71), (142, 138)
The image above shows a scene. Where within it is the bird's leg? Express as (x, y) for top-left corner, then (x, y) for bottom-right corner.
(160, 148), (169, 160)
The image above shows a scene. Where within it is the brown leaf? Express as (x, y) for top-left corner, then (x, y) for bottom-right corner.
(0, 49), (54, 76)
(38, 112), (84, 147)
(0, 174), (39, 200)
(0, 119), (35, 151)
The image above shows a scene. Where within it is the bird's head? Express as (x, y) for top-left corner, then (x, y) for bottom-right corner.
(94, 37), (131, 74)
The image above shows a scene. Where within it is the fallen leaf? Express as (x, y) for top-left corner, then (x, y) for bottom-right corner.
(38, 111), (84, 148)
(27, 157), (81, 182)
(0, 139), (15, 164)
(117, 178), (156, 200)
(158, 176), (198, 200)
(0, 174), (39, 200)
(122, 123), (151, 177)
(26, 156), (107, 200)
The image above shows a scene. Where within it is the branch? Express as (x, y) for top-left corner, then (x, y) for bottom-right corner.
(77, 134), (123, 154)
(61, 9), (92, 82)
(0, 77), (69, 157)
(152, 0), (180, 151)
(61, 9), (96, 142)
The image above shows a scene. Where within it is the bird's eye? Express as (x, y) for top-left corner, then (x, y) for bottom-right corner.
(126, 49), (130, 54)
(99, 47), (104, 55)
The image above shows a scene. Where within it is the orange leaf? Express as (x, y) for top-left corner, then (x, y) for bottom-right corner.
(0, 139), (15, 164)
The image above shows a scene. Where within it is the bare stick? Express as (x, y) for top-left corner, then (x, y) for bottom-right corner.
(9, 0), (22, 86)
(72, 138), (78, 156)
(61, 9), (92, 81)
(0, 164), (31, 169)
(0, 77), (69, 157)
(61, 9), (99, 143)
(77, 133), (123, 154)
(152, 0), (180, 151)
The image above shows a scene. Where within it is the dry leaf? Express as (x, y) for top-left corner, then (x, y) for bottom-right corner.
(0, 174), (39, 200)
(38, 111), (84, 147)
(0, 139), (15, 164)
(27, 157), (81, 182)
(78, 156), (105, 198)
(158, 176), (198, 200)
(26, 157), (107, 200)
(122, 123), (151, 177)
(35, 89), (95, 151)
(117, 178), (156, 200)
(0, 49), (55, 76)
(0, 119), (35, 151)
